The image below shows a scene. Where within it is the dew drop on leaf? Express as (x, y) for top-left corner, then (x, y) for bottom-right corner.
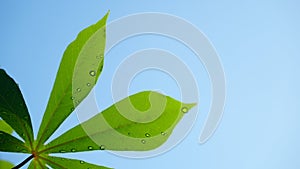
(96, 55), (103, 59)
(161, 132), (166, 136)
(71, 148), (76, 152)
(89, 70), (96, 76)
(181, 107), (189, 113)
(88, 146), (93, 150)
(59, 150), (66, 153)
(80, 160), (85, 164)
(76, 88), (81, 92)
(141, 139), (146, 144)
(86, 83), (91, 87)
(99, 145), (105, 150)
(145, 133), (151, 137)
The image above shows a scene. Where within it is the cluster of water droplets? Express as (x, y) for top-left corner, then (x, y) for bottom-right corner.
(58, 145), (106, 154)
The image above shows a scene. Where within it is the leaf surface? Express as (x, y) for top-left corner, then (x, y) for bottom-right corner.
(0, 69), (34, 148)
(41, 91), (196, 153)
(0, 119), (13, 134)
(0, 131), (29, 153)
(36, 12), (109, 148)
(40, 156), (111, 169)
(0, 160), (14, 168)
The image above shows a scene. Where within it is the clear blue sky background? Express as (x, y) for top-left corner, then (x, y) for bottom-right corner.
(1, 0), (300, 169)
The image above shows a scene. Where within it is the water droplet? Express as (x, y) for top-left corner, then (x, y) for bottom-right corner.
(141, 139), (146, 144)
(76, 88), (81, 92)
(71, 96), (75, 100)
(96, 55), (103, 59)
(71, 148), (76, 152)
(181, 107), (189, 113)
(59, 150), (66, 153)
(88, 146), (93, 150)
(161, 132), (166, 136)
(80, 160), (85, 164)
(89, 70), (96, 76)
(99, 145), (105, 150)
(86, 83), (91, 87)
(145, 133), (151, 137)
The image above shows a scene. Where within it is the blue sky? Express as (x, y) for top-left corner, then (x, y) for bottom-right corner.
(1, 0), (300, 169)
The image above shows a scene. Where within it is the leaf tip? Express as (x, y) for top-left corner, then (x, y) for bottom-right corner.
(183, 102), (197, 110)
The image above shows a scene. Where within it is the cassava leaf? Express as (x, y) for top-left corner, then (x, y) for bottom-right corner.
(0, 131), (29, 153)
(0, 160), (14, 168)
(36, 11), (109, 148)
(0, 119), (13, 134)
(0, 69), (34, 148)
(40, 155), (111, 169)
(40, 91), (196, 153)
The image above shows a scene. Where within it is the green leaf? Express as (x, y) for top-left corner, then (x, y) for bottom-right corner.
(36, 12), (109, 148)
(0, 160), (14, 168)
(40, 91), (196, 153)
(40, 155), (111, 169)
(0, 69), (34, 148)
(0, 119), (13, 134)
(0, 131), (29, 153)
(28, 159), (47, 169)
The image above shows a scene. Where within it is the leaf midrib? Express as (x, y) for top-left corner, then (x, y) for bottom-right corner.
(36, 78), (73, 149)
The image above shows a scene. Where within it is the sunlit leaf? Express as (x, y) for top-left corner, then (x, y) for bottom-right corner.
(0, 160), (14, 168)
(0, 69), (34, 148)
(40, 155), (111, 169)
(41, 91), (196, 153)
(36, 11), (109, 148)
(0, 119), (13, 134)
(0, 131), (29, 153)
